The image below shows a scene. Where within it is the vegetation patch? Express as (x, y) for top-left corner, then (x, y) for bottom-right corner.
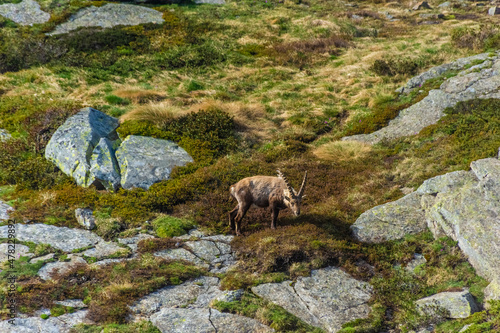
(9, 256), (204, 323)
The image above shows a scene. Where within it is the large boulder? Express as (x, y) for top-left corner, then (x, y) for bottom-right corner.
(342, 53), (500, 144)
(416, 290), (479, 319)
(116, 135), (193, 190)
(351, 192), (427, 243)
(45, 107), (120, 188)
(89, 137), (122, 191)
(0, 0), (50, 26)
(48, 3), (165, 35)
(351, 153), (500, 304)
(252, 267), (373, 332)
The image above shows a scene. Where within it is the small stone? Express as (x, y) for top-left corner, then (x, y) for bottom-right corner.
(489, 6), (500, 15)
(351, 14), (364, 20)
(0, 200), (14, 221)
(405, 253), (427, 273)
(416, 290), (479, 319)
(459, 324), (473, 333)
(215, 289), (244, 303)
(438, 1), (450, 7)
(412, 1), (432, 10)
(29, 253), (55, 264)
(0, 129), (12, 142)
(75, 208), (96, 230)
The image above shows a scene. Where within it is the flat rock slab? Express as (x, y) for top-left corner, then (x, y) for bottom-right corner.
(150, 308), (273, 333)
(351, 192), (427, 243)
(0, 0), (50, 26)
(416, 290), (479, 319)
(116, 135), (193, 190)
(38, 254), (87, 280)
(118, 233), (155, 252)
(29, 253), (54, 264)
(48, 3), (164, 35)
(130, 276), (224, 317)
(81, 241), (125, 259)
(0, 243), (32, 263)
(154, 247), (209, 268)
(45, 107), (119, 188)
(0, 310), (90, 332)
(0, 223), (102, 252)
(0, 200), (14, 220)
(252, 267), (373, 332)
(54, 299), (87, 309)
(342, 53), (500, 144)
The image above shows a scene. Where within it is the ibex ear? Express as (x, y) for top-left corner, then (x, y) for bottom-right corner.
(284, 196), (290, 202)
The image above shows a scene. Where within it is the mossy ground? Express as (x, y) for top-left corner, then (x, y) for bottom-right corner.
(0, 0), (499, 331)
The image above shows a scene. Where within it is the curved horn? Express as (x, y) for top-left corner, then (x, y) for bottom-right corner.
(298, 171), (307, 198)
(277, 169), (295, 197)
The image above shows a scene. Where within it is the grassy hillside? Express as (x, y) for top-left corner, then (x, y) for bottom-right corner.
(1, 0), (500, 331)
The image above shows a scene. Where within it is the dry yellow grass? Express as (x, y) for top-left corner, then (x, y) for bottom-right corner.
(113, 89), (165, 104)
(313, 140), (373, 162)
(120, 101), (188, 127)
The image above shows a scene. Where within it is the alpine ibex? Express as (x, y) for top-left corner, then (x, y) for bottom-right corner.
(229, 169), (307, 236)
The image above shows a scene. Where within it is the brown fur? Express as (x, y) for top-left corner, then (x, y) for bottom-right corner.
(229, 171), (306, 235)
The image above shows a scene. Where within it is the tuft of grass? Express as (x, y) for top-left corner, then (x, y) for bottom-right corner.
(152, 215), (194, 238)
(313, 141), (372, 162)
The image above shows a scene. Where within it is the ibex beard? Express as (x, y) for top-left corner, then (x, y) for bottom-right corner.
(228, 169), (307, 236)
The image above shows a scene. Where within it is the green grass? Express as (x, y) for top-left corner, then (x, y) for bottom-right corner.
(152, 215), (195, 238)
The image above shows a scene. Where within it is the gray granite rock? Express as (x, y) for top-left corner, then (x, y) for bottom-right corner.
(29, 253), (55, 264)
(0, 129), (12, 141)
(489, 6), (500, 15)
(116, 135), (193, 190)
(150, 308), (273, 333)
(153, 248), (209, 268)
(484, 280), (500, 305)
(0, 0), (50, 26)
(405, 253), (427, 273)
(0, 310), (90, 332)
(343, 53), (500, 144)
(416, 290), (479, 319)
(48, 3), (164, 35)
(215, 289), (244, 303)
(118, 233), (155, 252)
(252, 267), (373, 332)
(0, 200), (14, 221)
(351, 192), (427, 243)
(438, 1), (450, 7)
(0, 223), (102, 252)
(38, 254), (87, 280)
(90, 138), (122, 191)
(75, 208), (96, 230)
(130, 276), (223, 317)
(45, 107), (120, 188)
(0, 243), (32, 263)
(81, 241), (126, 259)
(416, 170), (478, 195)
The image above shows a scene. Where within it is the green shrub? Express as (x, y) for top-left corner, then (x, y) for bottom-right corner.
(105, 95), (130, 106)
(451, 24), (500, 51)
(370, 57), (426, 76)
(152, 215), (194, 238)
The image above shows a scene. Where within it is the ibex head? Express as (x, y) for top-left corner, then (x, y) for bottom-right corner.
(277, 169), (307, 216)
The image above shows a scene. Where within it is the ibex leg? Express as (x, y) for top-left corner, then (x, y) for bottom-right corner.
(271, 207), (279, 230)
(235, 203), (250, 236)
(229, 205), (239, 230)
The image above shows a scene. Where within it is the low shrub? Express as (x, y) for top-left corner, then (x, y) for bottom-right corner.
(370, 57), (426, 76)
(451, 24), (500, 51)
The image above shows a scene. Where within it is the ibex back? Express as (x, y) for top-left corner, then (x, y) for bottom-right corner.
(228, 169), (307, 236)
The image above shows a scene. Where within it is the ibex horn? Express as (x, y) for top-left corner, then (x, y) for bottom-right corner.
(298, 171), (307, 198)
(277, 169), (296, 198)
